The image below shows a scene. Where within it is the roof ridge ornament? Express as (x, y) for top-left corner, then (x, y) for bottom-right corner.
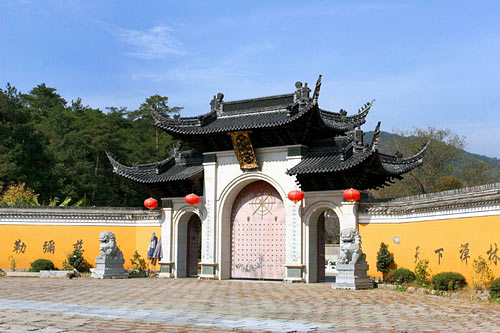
(312, 75), (322, 105)
(358, 99), (375, 114)
(210, 92), (224, 116)
(293, 81), (311, 104)
(371, 122), (381, 152)
(171, 142), (183, 162)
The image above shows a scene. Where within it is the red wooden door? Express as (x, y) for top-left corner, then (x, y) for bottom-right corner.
(186, 214), (200, 276)
(231, 181), (286, 280)
(317, 213), (326, 281)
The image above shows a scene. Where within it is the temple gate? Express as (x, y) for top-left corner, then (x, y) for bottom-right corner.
(107, 76), (427, 283)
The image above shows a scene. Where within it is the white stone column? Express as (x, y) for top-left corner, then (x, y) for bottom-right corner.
(333, 200), (372, 289)
(285, 201), (302, 263)
(283, 146), (306, 282)
(158, 202), (174, 278)
(339, 201), (358, 230)
(284, 200), (304, 282)
(200, 154), (218, 279)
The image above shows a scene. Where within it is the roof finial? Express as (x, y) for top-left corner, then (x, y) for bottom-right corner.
(210, 92), (224, 116)
(312, 75), (322, 105)
(294, 80), (310, 104)
(371, 122), (381, 152)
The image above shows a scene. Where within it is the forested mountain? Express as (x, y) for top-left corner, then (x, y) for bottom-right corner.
(365, 131), (500, 171)
(365, 130), (500, 198)
(0, 83), (179, 207)
(1, 83), (499, 206)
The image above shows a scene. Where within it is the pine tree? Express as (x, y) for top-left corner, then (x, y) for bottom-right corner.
(376, 242), (394, 279)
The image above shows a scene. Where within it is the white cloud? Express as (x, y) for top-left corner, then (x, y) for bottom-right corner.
(117, 25), (186, 59)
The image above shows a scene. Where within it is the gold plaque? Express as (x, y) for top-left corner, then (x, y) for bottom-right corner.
(229, 131), (259, 171)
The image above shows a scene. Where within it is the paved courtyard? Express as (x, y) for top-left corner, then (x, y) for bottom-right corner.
(0, 278), (499, 332)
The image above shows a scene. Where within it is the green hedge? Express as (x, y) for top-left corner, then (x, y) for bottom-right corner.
(490, 278), (500, 298)
(392, 268), (416, 284)
(432, 272), (467, 291)
(30, 259), (55, 272)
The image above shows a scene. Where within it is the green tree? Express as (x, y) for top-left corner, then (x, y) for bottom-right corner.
(127, 94), (181, 160)
(376, 242), (394, 280)
(0, 83), (181, 207)
(374, 127), (466, 198)
(0, 84), (53, 195)
(458, 158), (499, 187)
(0, 183), (40, 206)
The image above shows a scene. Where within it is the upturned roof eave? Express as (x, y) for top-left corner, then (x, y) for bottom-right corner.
(105, 151), (203, 184)
(378, 141), (429, 176)
(318, 100), (373, 131)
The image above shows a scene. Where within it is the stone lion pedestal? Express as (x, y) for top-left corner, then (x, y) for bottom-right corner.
(332, 228), (372, 290)
(91, 231), (128, 279)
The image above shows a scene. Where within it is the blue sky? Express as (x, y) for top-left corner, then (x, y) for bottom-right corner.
(1, 0), (499, 157)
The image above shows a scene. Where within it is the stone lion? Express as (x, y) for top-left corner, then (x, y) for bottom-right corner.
(338, 228), (362, 264)
(97, 231), (123, 261)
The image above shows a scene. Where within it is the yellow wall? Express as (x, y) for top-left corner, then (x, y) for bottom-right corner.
(359, 215), (500, 283)
(1, 225), (161, 270)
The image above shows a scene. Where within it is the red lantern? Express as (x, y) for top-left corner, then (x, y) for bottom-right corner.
(144, 197), (158, 210)
(343, 188), (360, 202)
(288, 190), (304, 203)
(184, 193), (200, 205)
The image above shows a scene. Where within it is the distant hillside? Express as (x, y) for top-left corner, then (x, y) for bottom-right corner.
(365, 130), (500, 172)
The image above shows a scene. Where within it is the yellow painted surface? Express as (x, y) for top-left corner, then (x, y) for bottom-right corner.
(1, 225), (161, 270)
(360, 215), (500, 283)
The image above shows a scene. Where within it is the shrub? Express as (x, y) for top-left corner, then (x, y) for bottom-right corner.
(66, 249), (91, 272)
(385, 270), (395, 283)
(472, 256), (495, 290)
(30, 259), (55, 272)
(414, 259), (431, 285)
(129, 250), (147, 274)
(0, 183), (40, 206)
(490, 278), (500, 299)
(392, 268), (416, 284)
(376, 242), (394, 279)
(432, 272), (467, 291)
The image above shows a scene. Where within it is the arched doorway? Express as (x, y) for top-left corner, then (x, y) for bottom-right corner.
(317, 210), (340, 281)
(175, 212), (201, 278)
(230, 180), (286, 280)
(186, 214), (201, 277)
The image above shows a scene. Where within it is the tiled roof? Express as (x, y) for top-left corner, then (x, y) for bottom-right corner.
(152, 101), (312, 135)
(152, 80), (371, 135)
(106, 152), (203, 184)
(378, 142), (429, 176)
(318, 101), (372, 131)
(222, 94), (294, 114)
(286, 148), (374, 175)
(359, 182), (500, 214)
(287, 139), (427, 177)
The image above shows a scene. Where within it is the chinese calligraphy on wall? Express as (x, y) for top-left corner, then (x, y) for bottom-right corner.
(413, 242), (499, 266)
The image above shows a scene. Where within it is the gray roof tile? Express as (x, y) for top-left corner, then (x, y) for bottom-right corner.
(152, 90), (371, 135)
(106, 152), (203, 184)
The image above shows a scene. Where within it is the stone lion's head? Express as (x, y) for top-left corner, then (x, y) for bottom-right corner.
(340, 228), (356, 242)
(98, 231), (116, 256)
(99, 231), (115, 243)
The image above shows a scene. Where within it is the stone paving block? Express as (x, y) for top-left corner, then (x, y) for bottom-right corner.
(0, 278), (500, 331)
